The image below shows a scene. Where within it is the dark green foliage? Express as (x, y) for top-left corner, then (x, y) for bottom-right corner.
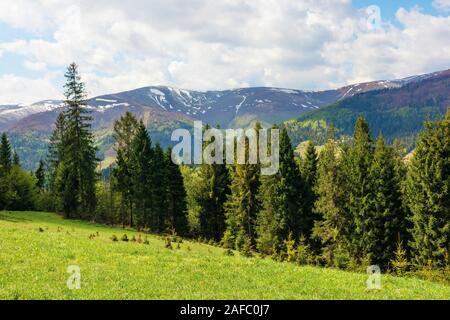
(406, 108), (450, 267)
(223, 124), (261, 251)
(49, 63), (97, 218)
(0, 133), (12, 176)
(300, 141), (318, 240)
(196, 130), (231, 241)
(165, 148), (189, 236)
(366, 134), (407, 266)
(342, 117), (374, 260)
(256, 127), (303, 254)
(312, 137), (350, 266)
(112, 111), (140, 226)
(35, 160), (46, 191)
(151, 143), (167, 232)
(130, 122), (154, 228)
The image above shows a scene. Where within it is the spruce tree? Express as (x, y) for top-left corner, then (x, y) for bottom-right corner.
(35, 160), (46, 191)
(367, 134), (407, 267)
(342, 116), (374, 260)
(12, 152), (20, 167)
(312, 137), (350, 266)
(406, 108), (450, 267)
(256, 127), (303, 255)
(152, 143), (167, 232)
(0, 133), (12, 176)
(112, 111), (139, 226)
(165, 148), (189, 236)
(300, 141), (318, 240)
(59, 63), (97, 217)
(130, 121), (153, 228)
(196, 126), (231, 241)
(223, 124), (261, 251)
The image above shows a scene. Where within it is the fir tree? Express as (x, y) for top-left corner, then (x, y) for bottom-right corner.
(312, 137), (350, 266)
(0, 133), (12, 176)
(223, 124), (261, 251)
(342, 116), (374, 260)
(12, 152), (20, 167)
(112, 112), (139, 226)
(367, 134), (407, 267)
(130, 121), (153, 228)
(59, 63), (97, 217)
(256, 127), (303, 255)
(196, 126), (231, 241)
(300, 141), (318, 240)
(406, 108), (450, 267)
(152, 143), (168, 232)
(165, 148), (189, 235)
(35, 160), (46, 191)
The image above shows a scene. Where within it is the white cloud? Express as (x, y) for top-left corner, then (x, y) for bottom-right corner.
(433, 0), (450, 11)
(0, 74), (61, 104)
(23, 60), (47, 72)
(0, 0), (449, 103)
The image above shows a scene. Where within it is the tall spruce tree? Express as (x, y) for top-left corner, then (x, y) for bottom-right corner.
(342, 116), (374, 259)
(300, 141), (318, 240)
(59, 63), (97, 217)
(196, 126), (231, 241)
(112, 111), (139, 226)
(130, 121), (153, 228)
(35, 160), (46, 191)
(406, 108), (450, 267)
(152, 143), (167, 232)
(367, 134), (407, 267)
(165, 148), (189, 235)
(223, 124), (261, 251)
(0, 133), (12, 176)
(256, 127), (303, 255)
(312, 137), (350, 265)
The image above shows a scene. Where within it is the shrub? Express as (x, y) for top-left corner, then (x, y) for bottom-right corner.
(390, 240), (409, 276)
(121, 234), (129, 242)
(111, 235), (118, 242)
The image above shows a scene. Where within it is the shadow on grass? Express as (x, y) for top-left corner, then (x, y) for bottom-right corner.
(0, 212), (32, 223)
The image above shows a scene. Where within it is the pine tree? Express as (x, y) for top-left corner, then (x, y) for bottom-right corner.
(367, 134), (407, 267)
(406, 108), (450, 267)
(342, 116), (374, 260)
(130, 121), (153, 228)
(59, 63), (98, 218)
(35, 160), (46, 191)
(312, 137), (350, 266)
(0, 133), (12, 177)
(256, 127), (303, 255)
(112, 112), (139, 226)
(223, 124), (261, 251)
(165, 148), (189, 235)
(300, 141), (318, 240)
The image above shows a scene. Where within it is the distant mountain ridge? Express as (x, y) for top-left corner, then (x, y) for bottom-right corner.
(2, 68), (449, 170)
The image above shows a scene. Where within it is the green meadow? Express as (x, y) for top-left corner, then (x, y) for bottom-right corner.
(1, 211), (449, 300)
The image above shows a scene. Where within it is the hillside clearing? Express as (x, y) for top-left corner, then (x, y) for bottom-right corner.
(1, 211), (449, 300)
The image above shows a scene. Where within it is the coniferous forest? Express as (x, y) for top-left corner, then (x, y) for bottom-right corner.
(1, 63), (450, 284)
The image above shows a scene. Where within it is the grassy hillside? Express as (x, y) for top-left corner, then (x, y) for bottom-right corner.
(1, 211), (450, 300)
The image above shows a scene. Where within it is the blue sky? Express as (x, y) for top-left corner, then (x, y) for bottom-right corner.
(0, 0), (449, 104)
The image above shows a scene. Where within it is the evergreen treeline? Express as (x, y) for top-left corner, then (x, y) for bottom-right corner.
(3, 63), (450, 274)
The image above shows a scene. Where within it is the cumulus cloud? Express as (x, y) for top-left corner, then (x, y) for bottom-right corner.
(0, 0), (449, 103)
(433, 0), (450, 11)
(0, 74), (61, 104)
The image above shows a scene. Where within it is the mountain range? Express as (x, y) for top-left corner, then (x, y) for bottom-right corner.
(2, 68), (449, 170)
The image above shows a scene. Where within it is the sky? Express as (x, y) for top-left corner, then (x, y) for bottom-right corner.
(0, 0), (449, 104)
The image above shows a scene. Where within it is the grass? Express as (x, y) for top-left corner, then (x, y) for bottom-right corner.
(1, 211), (450, 300)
